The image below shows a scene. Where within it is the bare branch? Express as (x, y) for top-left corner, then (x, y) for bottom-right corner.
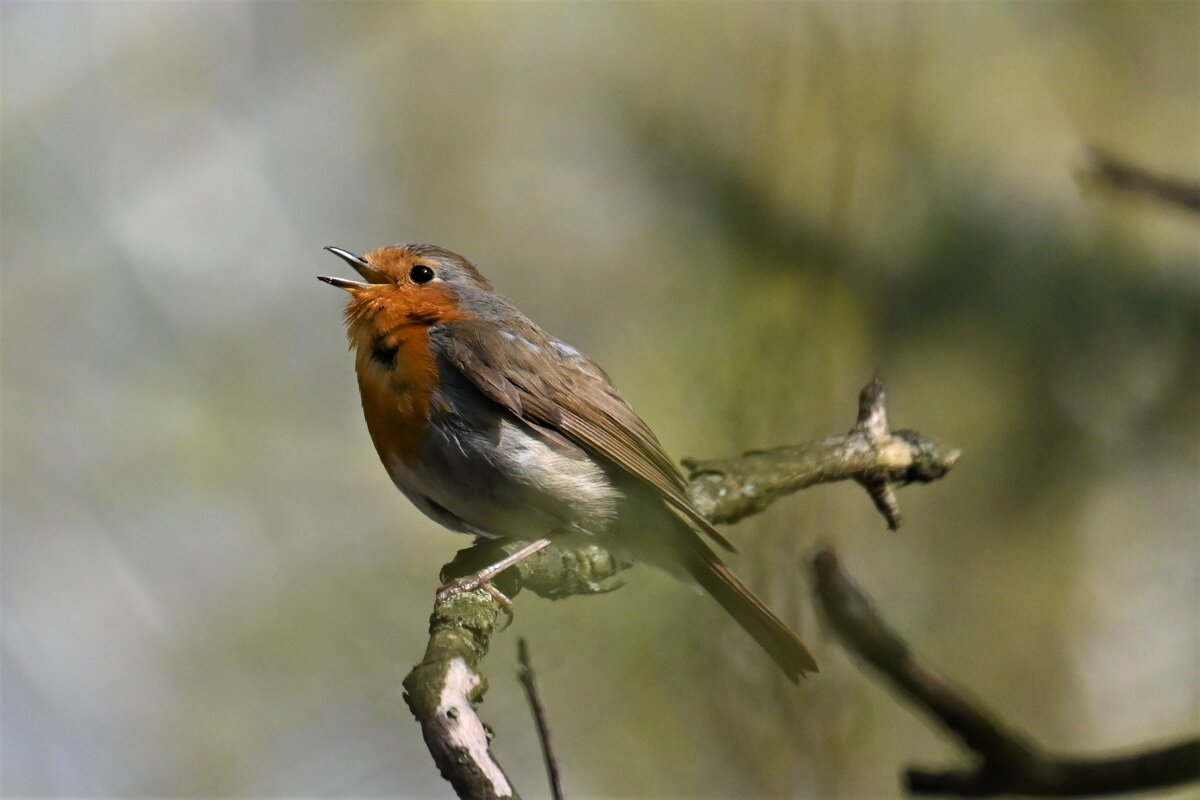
(517, 638), (564, 800)
(811, 547), (1200, 797)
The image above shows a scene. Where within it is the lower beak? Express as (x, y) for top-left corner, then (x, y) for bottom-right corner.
(318, 274), (369, 290)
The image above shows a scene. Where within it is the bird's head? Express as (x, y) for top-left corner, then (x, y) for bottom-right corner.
(320, 243), (494, 350)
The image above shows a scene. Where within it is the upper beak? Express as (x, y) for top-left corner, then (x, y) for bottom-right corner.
(318, 246), (373, 290)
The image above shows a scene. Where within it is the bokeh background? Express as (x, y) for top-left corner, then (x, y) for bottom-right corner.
(3, 2), (1198, 797)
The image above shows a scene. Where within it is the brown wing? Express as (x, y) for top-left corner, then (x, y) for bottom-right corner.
(432, 319), (736, 552)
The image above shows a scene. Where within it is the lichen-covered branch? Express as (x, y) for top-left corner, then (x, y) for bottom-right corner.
(402, 591), (516, 800)
(401, 543), (628, 800)
(685, 376), (960, 529)
(811, 547), (1200, 797)
(403, 378), (959, 799)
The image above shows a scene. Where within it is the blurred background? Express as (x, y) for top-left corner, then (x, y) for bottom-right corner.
(3, 2), (1197, 797)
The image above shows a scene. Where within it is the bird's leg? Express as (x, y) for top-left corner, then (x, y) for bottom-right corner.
(436, 537), (556, 610)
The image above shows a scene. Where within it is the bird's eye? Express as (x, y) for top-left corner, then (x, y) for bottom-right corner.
(409, 264), (435, 284)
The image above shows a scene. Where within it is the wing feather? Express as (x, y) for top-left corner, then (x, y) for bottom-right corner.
(433, 320), (735, 552)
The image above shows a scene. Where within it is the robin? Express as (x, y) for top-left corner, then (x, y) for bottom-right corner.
(320, 243), (817, 680)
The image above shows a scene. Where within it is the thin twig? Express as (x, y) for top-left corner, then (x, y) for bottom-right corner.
(811, 547), (1200, 797)
(517, 638), (565, 800)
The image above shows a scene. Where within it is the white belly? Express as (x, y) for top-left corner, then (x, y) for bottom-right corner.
(388, 416), (622, 541)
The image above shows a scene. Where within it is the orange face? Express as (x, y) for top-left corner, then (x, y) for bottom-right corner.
(322, 245), (472, 352)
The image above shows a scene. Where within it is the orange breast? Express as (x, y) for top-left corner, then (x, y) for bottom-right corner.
(356, 326), (440, 469)
(344, 281), (470, 473)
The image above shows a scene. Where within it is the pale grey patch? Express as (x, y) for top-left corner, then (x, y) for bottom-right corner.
(551, 339), (582, 360)
(498, 329), (542, 354)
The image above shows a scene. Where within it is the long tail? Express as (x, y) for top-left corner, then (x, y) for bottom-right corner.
(682, 545), (818, 682)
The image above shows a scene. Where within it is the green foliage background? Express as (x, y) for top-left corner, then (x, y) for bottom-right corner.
(3, 2), (1197, 797)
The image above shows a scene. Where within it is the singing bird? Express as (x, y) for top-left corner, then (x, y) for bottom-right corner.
(320, 244), (817, 680)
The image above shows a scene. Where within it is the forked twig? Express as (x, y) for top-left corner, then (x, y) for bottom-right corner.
(684, 375), (960, 530)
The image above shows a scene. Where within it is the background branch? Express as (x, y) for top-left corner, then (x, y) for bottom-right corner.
(1081, 147), (1200, 214)
(403, 378), (960, 799)
(811, 547), (1200, 797)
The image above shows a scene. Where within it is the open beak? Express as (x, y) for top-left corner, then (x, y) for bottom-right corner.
(318, 246), (373, 290)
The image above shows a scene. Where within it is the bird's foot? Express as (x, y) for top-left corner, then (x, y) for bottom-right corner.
(434, 538), (555, 629)
(436, 574), (515, 627)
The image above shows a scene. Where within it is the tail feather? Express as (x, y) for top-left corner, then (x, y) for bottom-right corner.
(683, 546), (818, 682)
